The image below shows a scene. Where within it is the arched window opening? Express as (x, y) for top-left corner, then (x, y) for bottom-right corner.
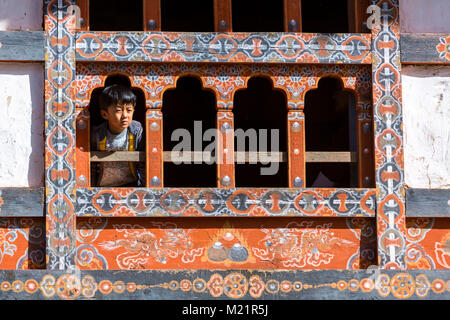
(89, 74), (146, 129)
(88, 74), (146, 187)
(162, 76), (217, 187)
(301, 0), (349, 33)
(161, 0), (214, 32)
(232, 0), (284, 32)
(304, 76), (358, 187)
(233, 77), (288, 187)
(89, 0), (143, 31)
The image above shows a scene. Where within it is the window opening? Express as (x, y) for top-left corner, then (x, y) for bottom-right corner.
(233, 77), (288, 187)
(301, 0), (349, 33)
(304, 76), (358, 187)
(161, 0), (214, 32)
(88, 74), (146, 187)
(162, 76), (217, 187)
(89, 0), (143, 31)
(232, 0), (284, 32)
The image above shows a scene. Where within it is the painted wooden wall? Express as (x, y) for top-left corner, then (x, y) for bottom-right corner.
(0, 0), (448, 293)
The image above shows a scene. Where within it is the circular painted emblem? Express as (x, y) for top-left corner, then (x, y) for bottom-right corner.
(224, 273), (248, 299)
(127, 190), (156, 214)
(261, 191), (289, 215)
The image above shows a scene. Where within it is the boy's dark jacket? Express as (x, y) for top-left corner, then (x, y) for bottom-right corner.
(91, 120), (145, 186)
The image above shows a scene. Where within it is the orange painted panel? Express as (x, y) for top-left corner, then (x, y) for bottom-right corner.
(76, 217), (376, 270)
(0, 218), (45, 270)
(406, 218), (450, 270)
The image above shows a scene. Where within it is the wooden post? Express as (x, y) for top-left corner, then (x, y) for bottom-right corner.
(214, 0), (232, 32)
(75, 0), (89, 30)
(44, 0), (77, 270)
(356, 105), (375, 188)
(147, 108), (163, 187)
(287, 110), (305, 188)
(284, 0), (302, 32)
(347, 0), (370, 33)
(372, 0), (406, 269)
(75, 108), (90, 187)
(143, 0), (161, 31)
(217, 111), (235, 188)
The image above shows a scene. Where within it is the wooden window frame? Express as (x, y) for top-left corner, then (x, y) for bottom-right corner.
(44, 0), (408, 275)
(76, 0), (369, 33)
(2, 0), (450, 301)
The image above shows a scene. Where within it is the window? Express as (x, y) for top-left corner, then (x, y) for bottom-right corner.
(161, 0), (214, 32)
(75, 0), (370, 33)
(304, 77), (356, 187)
(304, 76), (374, 188)
(162, 76), (217, 187)
(231, 0), (284, 32)
(75, 64), (374, 189)
(45, 0), (403, 275)
(301, 0), (349, 33)
(233, 77), (288, 187)
(87, 74), (147, 187)
(90, 0), (143, 31)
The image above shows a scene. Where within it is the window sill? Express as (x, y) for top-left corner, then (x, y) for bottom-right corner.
(75, 187), (376, 218)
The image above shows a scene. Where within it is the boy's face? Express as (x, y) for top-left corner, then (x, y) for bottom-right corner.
(101, 103), (135, 134)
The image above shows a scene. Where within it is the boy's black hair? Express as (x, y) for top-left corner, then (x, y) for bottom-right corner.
(99, 84), (136, 111)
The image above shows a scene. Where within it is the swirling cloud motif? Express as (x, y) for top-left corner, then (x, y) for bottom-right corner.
(76, 245), (108, 269)
(405, 244), (435, 269)
(435, 232), (450, 269)
(0, 228), (18, 265)
(98, 223), (203, 269)
(253, 221), (353, 268)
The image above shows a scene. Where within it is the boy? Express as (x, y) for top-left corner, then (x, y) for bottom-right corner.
(91, 84), (145, 187)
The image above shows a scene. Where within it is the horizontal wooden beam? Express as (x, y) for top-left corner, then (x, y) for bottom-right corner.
(0, 269), (448, 300)
(406, 188), (450, 217)
(75, 31), (372, 64)
(165, 151), (287, 163)
(306, 152), (358, 163)
(0, 187), (44, 217)
(1, 31), (449, 65)
(76, 187), (376, 217)
(401, 33), (450, 65)
(0, 31), (45, 61)
(92, 151), (357, 163)
(91, 151), (145, 162)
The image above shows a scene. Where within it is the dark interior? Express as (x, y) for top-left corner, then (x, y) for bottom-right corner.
(232, 0), (284, 32)
(301, 0), (349, 33)
(304, 76), (358, 187)
(161, 0), (214, 32)
(162, 76), (217, 187)
(90, 0), (143, 31)
(233, 77), (288, 187)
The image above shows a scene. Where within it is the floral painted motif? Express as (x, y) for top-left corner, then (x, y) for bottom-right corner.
(436, 36), (450, 61)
